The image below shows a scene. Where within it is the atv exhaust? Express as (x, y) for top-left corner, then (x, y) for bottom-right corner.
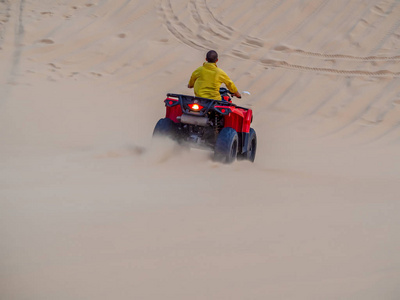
(178, 114), (209, 126)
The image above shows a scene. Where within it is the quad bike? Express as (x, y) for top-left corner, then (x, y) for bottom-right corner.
(153, 88), (256, 163)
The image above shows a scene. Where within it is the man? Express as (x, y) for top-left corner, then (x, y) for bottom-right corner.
(188, 50), (241, 100)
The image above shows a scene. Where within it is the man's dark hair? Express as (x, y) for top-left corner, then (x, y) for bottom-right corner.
(206, 50), (218, 63)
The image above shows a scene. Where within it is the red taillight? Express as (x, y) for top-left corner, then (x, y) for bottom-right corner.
(188, 103), (204, 111)
(165, 98), (178, 107)
(215, 106), (231, 115)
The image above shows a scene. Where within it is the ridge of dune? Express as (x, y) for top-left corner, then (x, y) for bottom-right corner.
(1, 1), (400, 299)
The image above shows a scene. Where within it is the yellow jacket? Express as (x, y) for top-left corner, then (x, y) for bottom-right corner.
(188, 62), (238, 100)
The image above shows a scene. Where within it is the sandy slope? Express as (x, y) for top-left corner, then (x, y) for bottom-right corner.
(1, 0), (400, 299)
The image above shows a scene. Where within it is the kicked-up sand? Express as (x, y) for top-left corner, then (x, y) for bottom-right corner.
(1, 0), (400, 299)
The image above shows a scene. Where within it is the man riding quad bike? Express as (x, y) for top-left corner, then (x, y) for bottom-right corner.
(153, 88), (257, 164)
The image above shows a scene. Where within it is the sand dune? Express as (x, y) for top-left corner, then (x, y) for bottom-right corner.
(1, 0), (400, 299)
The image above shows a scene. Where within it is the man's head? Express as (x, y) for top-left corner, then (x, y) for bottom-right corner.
(206, 50), (218, 63)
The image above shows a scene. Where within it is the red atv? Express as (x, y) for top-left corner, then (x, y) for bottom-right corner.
(153, 88), (256, 163)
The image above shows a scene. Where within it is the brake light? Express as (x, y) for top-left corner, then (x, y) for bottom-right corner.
(188, 103), (204, 111)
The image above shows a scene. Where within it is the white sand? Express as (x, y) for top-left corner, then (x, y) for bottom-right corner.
(1, 0), (400, 299)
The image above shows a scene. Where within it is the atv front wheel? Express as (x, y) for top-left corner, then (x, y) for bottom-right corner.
(238, 128), (257, 162)
(246, 128), (257, 162)
(153, 118), (178, 140)
(214, 127), (238, 164)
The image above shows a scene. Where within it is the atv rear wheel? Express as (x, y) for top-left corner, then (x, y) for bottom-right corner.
(214, 127), (238, 164)
(153, 118), (178, 140)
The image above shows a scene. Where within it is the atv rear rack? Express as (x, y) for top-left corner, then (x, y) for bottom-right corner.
(166, 93), (249, 111)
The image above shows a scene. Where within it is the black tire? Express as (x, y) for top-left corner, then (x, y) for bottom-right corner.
(153, 118), (177, 139)
(246, 128), (257, 162)
(238, 128), (257, 162)
(214, 127), (238, 164)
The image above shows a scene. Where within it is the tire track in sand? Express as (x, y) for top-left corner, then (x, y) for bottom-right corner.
(188, 0), (232, 41)
(232, 0), (400, 145)
(0, 0), (25, 103)
(272, 45), (400, 62)
(259, 58), (400, 78)
(160, 0), (400, 78)
(0, 0), (11, 49)
(268, 2), (400, 112)
(313, 3), (400, 143)
(158, 0), (208, 50)
(10, 0), (25, 79)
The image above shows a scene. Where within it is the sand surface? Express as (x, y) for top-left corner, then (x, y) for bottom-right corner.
(1, 0), (400, 299)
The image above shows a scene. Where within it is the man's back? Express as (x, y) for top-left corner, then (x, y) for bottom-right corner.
(188, 50), (241, 100)
(189, 63), (235, 100)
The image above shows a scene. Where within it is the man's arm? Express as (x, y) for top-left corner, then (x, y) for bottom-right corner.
(188, 69), (198, 89)
(220, 70), (241, 98)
